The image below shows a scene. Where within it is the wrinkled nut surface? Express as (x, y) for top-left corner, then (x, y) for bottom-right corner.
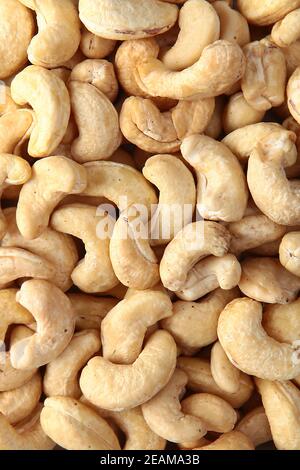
(79, 0), (178, 40)
(218, 298), (300, 381)
(80, 330), (177, 411)
(41, 397), (120, 450)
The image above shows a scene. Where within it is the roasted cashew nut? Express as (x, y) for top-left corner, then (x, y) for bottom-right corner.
(142, 369), (207, 443)
(19, 0), (81, 68)
(181, 134), (248, 222)
(80, 330), (177, 411)
(218, 298), (300, 381)
(44, 330), (101, 398)
(160, 221), (231, 292)
(51, 204), (118, 293)
(10, 280), (75, 370)
(16, 156), (87, 240)
(11, 66), (71, 158)
(101, 290), (172, 364)
(79, 0), (178, 40)
(40, 397), (120, 450)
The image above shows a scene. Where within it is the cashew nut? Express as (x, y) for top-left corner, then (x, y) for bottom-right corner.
(288, 67), (300, 125)
(237, 0), (300, 26)
(236, 406), (272, 448)
(0, 110), (34, 156)
(223, 92), (265, 134)
(211, 341), (241, 394)
(213, 1), (250, 47)
(80, 27), (116, 59)
(195, 430), (254, 450)
(272, 9), (300, 48)
(279, 232), (300, 276)
(263, 299), (300, 345)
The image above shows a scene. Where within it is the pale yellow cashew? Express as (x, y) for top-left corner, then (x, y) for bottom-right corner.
(256, 378), (300, 450)
(142, 369), (207, 443)
(288, 67), (300, 125)
(40, 397), (120, 450)
(160, 221), (231, 292)
(82, 161), (157, 212)
(79, 0), (178, 40)
(20, 0), (81, 68)
(2, 207), (78, 292)
(142, 154), (196, 245)
(16, 156), (87, 240)
(181, 135), (248, 222)
(223, 92), (265, 134)
(0, 289), (33, 343)
(242, 39), (286, 112)
(0, 86), (20, 116)
(211, 341), (240, 395)
(10, 280), (75, 370)
(101, 290), (172, 364)
(0, 326), (37, 392)
(239, 257), (300, 304)
(80, 27), (116, 59)
(11, 66), (71, 158)
(120, 96), (214, 154)
(272, 9), (300, 48)
(70, 59), (119, 102)
(204, 95), (225, 139)
(161, 0), (220, 71)
(181, 392), (237, 433)
(218, 298), (300, 381)
(80, 330), (177, 411)
(0, 373), (41, 425)
(177, 357), (254, 408)
(237, 0), (300, 26)
(263, 299), (300, 345)
(135, 40), (245, 100)
(0, 406), (55, 450)
(0, 110), (34, 156)
(176, 254), (241, 301)
(0, 0), (35, 79)
(69, 81), (121, 162)
(51, 204), (118, 293)
(279, 232), (300, 276)
(44, 330), (101, 398)
(162, 288), (239, 354)
(68, 294), (118, 331)
(213, 1), (250, 47)
(110, 207), (160, 290)
(236, 406), (272, 448)
(282, 41), (300, 77)
(247, 130), (300, 226)
(195, 431), (254, 450)
(228, 213), (286, 255)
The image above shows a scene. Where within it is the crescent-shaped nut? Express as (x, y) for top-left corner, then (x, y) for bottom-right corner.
(40, 397), (120, 450)
(51, 204), (118, 293)
(160, 221), (231, 292)
(16, 156), (87, 240)
(272, 9), (300, 48)
(161, 288), (239, 353)
(181, 392), (237, 433)
(142, 369), (207, 443)
(80, 330), (177, 411)
(44, 330), (101, 398)
(135, 40), (245, 100)
(256, 378), (300, 450)
(101, 290), (172, 364)
(213, 1), (250, 47)
(263, 298), (300, 345)
(69, 81), (121, 162)
(79, 0), (178, 40)
(195, 431), (254, 450)
(0, 406), (55, 450)
(0, 110), (34, 155)
(181, 134), (248, 222)
(110, 207), (160, 289)
(11, 66), (71, 158)
(161, 0), (220, 71)
(211, 341), (240, 394)
(218, 297), (300, 381)
(237, 0), (300, 26)
(82, 161), (157, 212)
(177, 356), (254, 408)
(223, 92), (265, 134)
(2, 207), (78, 292)
(0, 373), (41, 425)
(142, 154), (196, 245)
(10, 280), (75, 370)
(0, 0), (35, 79)
(20, 0), (81, 67)
(239, 257), (300, 304)
(0, 289), (33, 343)
(236, 406), (272, 448)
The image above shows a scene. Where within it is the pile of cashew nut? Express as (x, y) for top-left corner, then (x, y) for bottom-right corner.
(2, 0), (300, 452)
